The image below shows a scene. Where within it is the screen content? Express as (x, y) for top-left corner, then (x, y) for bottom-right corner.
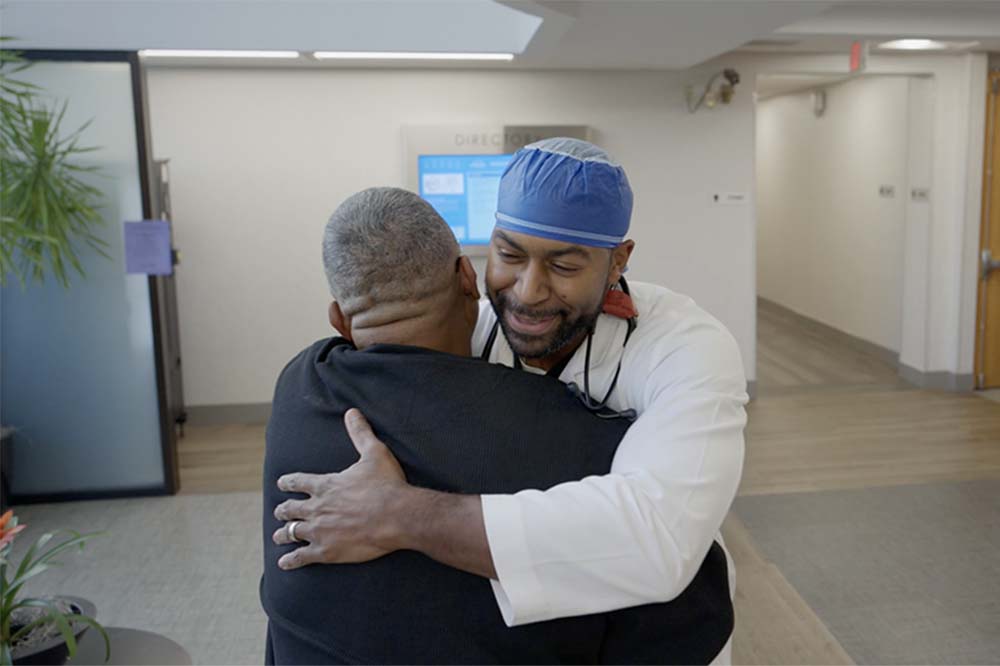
(418, 154), (513, 245)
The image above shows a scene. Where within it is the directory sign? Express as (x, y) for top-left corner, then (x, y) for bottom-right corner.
(418, 154), (513, 245)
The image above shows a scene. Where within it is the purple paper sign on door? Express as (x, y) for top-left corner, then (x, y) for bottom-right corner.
(124, 221), (173, 275)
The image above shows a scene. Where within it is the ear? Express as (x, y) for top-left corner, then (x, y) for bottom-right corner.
(328, 301), (353, 342)
(608, 240), (635, 287)
(457, 255), (481, 329)
(457, 255), (481, 301)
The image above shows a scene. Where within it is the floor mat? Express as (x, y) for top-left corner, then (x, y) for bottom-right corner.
(733, 480), (1000, 664)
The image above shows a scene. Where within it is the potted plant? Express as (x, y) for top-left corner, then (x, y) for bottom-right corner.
(0, 511), (109, 665)
(0, 39), (108, 288)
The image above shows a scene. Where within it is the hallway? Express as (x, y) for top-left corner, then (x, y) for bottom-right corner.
(756, 298), (906, 394)
(730, 300), (1000, 663)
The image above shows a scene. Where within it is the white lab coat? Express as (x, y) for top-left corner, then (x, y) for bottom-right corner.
(473, 281), (747, 662)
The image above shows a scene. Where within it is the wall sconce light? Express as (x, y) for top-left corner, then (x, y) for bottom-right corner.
(686, 69), (741, 113)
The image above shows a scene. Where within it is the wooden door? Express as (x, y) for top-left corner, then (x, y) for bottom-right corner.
(976, 71), (1000, 388)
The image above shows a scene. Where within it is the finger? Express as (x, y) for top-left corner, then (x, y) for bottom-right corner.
(277, 472), (329, 495)
(272, 521), (309, 546)
(278, 545), (327, 571)
(273, 499), (310, 522)
(344, 408), (386, 459)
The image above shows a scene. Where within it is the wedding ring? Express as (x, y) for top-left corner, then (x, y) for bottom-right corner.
(287, 520), (301, 543)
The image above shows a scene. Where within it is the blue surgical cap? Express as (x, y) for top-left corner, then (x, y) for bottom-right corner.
(495, 138), (633, 249)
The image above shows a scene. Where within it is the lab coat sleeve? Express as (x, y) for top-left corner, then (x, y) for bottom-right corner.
(481, 322), (747, 626)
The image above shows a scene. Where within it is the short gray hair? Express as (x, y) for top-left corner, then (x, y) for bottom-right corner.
(322, 187), (460, 307)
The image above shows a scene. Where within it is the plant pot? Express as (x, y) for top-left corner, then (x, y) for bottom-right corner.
(10, 597), (96, 666)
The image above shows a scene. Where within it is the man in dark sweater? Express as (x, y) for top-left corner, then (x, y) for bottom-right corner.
(261, 187), (732, 664)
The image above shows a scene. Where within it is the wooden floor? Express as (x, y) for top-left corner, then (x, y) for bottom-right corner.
(741, 386), (1000, 496)
(177, 303), (1000, 665)
(179, 423), (265, 495)
(756, 298), (905, 393)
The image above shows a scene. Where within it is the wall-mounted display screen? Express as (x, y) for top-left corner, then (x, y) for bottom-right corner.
(418, 154), (513, 246)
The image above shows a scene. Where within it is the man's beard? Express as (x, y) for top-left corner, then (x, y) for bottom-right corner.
(487, 289), (603, 360)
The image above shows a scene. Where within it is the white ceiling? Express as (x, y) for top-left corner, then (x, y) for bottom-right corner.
(0, 1), (542, 54)
(755, 73), (853, 99)
(776, 1), (1000, 40)
(750, 1), (1000, 54)
(499, 1), (834, 69)
(4, 0), (999, 69)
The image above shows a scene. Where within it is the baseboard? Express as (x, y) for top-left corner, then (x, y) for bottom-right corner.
(898, 365), (976, 392)
(10, 484), (173, 506)
(757, 297), (900, 366)
(186, 403), (272, 426)
(758, 297), (974, 393)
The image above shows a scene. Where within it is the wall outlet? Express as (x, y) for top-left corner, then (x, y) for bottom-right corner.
(878, 185), (895, 198)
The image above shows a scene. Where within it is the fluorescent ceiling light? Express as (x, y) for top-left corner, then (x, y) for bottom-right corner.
(313, 51), (514, 61)
(877, 39), (979, 51)
(139, 50), (301, 59)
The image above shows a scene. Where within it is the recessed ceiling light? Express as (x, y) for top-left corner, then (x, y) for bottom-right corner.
(139, 50), (301, 59)
(312, 51), (514, 61)
(877, 39), (979, 51)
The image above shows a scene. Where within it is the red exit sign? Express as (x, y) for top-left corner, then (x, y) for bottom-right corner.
(850, 41), (867, 73)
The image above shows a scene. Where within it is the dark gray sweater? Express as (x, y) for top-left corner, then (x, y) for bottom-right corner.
(261, 338), (732, 665)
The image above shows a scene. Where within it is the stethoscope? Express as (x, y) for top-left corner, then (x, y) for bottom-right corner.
(481, 276), (638, 421)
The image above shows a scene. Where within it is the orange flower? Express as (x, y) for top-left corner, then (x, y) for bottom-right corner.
(0, 510), (26, 549)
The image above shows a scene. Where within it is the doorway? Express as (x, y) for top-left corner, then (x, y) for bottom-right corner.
(754, 73), (924, 395)
(975, 70), (1000, 390)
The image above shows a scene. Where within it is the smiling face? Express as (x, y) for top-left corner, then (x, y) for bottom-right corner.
(485, 229), (634, 369)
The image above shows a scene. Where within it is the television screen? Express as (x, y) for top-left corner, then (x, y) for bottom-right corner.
(418, 154), (513, 246)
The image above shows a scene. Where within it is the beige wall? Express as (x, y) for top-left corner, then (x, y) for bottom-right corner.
(756, 75), (910, 353)
(146, 67), (758, 406)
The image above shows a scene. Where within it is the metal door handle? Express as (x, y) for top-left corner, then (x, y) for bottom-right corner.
(984, 249), (1000, 280)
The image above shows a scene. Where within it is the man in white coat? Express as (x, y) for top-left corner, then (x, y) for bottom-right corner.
(273, 138), (748, 664)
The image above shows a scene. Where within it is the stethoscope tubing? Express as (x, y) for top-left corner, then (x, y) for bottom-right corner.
(481, 277), (637, 421)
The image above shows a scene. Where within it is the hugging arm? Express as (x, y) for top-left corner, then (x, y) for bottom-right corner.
(273, 409), (497, 579)
(275, 330), (746, 627)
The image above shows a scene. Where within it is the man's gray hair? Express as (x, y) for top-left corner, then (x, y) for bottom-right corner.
(323, 187), (460, 306)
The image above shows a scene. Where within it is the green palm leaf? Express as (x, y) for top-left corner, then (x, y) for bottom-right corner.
(0, 44), (107, 287)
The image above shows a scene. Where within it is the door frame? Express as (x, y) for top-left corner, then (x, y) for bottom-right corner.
(975, 70), (1000, 390)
